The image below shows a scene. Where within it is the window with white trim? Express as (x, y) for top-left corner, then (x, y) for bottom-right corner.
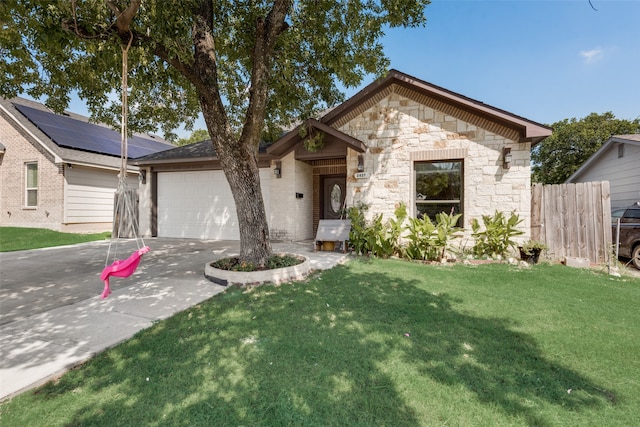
(414, 160), (463, 224)
(25, 162), (38, 207)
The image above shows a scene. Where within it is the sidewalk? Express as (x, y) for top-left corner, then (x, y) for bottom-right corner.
(0, 240), (349, 401)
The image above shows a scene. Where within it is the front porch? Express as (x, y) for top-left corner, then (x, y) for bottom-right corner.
(266, 118), (366, 239)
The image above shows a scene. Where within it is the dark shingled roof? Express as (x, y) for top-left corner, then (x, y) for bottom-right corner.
(131, 139), (272, 165)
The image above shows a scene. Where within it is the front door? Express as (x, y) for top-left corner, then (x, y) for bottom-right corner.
(322, 175), (346, 219)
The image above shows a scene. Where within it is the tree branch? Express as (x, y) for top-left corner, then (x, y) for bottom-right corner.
(241, 0), (292, 148)
(189, 1), (229, 130)
(106, 0), (142, 33)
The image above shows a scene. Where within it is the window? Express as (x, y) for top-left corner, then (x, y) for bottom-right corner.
(414, 160), (463, 223)
(330, 183), (342, 214)
(621, 208), (640, 222)
(25, 162), (38, 207)
(618, 144), (625, 158)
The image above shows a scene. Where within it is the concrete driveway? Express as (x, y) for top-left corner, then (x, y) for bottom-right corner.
(0, 238), (348, 400)
(0, 238), (241, 326)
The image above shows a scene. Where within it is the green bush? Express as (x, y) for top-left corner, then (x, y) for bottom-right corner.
(347, 203), (407, 258)
(432, 211), (463, 260)
(346, 203), (370, 256)
(348, 206), (525, 262)
(403, 212), (462, 261)
(471, 210), (524, 258)
(403, 215), (439, 261)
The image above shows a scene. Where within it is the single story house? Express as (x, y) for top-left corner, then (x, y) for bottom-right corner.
(0, 97), (174, 232)
(565, 134), (640, 210)
(132, 69), (552, 241)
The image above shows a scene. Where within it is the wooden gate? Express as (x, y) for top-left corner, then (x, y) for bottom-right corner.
(531, 181), (612, 264)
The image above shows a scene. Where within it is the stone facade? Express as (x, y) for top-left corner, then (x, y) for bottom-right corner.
(336, 90), (532, 239)
(0, 111), (66, 230)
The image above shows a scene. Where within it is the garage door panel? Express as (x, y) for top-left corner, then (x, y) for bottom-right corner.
(158, 170), (270, 240)
(65, 167), (137, 224)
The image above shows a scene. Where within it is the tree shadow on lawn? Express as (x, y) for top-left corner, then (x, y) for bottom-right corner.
(33, 263), (614, 426)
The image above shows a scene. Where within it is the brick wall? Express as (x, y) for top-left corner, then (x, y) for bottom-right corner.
(0, 112), (65, 230)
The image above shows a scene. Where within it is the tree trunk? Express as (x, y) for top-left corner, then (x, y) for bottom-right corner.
(166, 0), (288, 267)
(223, 151), (272, 266)
(200, 101), (273, 267)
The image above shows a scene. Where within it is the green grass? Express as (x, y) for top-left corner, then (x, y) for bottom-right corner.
(1, 260), (639, 426)
(0, 227), (110, 252)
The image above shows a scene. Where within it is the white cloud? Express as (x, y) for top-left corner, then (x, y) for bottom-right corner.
(580, 48), (603, 63)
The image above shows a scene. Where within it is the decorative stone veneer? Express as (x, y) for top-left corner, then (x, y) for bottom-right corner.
(338, 90), (532, 239)
(0, 111), (66, 230)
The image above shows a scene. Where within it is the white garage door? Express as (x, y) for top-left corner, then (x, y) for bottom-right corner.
(65, 167), (137, 224)
(157, 169), (270, 240)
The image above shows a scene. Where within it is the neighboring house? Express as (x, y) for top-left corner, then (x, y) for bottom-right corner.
(0, 97), (174, 232)
(133, 69), (551, 241)
(566, 134), (640, 210)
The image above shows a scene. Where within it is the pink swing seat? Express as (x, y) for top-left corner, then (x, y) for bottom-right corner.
(100, 246), (150, 298)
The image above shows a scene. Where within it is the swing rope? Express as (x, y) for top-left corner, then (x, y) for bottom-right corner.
(105, 31), (145, 267)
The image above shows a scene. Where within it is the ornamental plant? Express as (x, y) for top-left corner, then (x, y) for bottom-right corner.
(403, 215), (439, 261)
(471, 210), (524, 258)
(432, 211), (463, 261)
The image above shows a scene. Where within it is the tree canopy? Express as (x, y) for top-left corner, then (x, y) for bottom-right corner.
(1, 0), (431, 265)
(532, 112), (640, 184)
(1, 0), (430, 140)
(176, 129), (210, 147)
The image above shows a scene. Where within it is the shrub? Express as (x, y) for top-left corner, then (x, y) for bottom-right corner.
(403, 215), (439, 261)
(347, 203), (370, 256)
(347, 203), (407, 258)
(471, 210), (524, 258)
(403, 212), (462, 261)
(432, 211), (464, 260)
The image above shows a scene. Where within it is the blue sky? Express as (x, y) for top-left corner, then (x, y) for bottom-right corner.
(62, 0), (639, 137)
(374, 0), (640, 126)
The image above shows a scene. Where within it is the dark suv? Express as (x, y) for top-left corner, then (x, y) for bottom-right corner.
(612, 202), (640, 269)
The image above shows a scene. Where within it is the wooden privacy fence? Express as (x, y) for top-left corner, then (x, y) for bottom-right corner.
(531, 181), (612, 264)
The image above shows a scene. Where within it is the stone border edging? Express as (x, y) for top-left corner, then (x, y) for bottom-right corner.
(204, 253), (310, 286)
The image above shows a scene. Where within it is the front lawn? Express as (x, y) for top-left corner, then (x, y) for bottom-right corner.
(0, 227), (110, 252)
(1, 260), (639, 426)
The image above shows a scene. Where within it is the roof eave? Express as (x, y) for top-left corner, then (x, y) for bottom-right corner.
(322, 69), (552, 144)
(266, 119), (366, 158)
(130, 156), (219, 166)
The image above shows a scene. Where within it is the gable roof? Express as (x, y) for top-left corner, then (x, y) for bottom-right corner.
(266, 118), (367, 157)
(0, 97), (174, 171)
(267, 69), (551, 158)
(565, 134), (640, 182)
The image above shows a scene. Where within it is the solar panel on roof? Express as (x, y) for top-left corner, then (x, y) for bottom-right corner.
(14, 103), (172, 159)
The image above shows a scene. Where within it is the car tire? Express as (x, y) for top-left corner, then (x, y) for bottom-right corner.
(631, 245), (640, 270)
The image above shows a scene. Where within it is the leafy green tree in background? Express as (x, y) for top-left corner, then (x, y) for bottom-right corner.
(1, 0), (431, 265)
(176, 129), (210, 147)
(532, 112), (640, 184)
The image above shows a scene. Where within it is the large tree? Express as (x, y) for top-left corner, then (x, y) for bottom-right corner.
(532, 112), (640, 184)
(1, 0), (430, 265)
